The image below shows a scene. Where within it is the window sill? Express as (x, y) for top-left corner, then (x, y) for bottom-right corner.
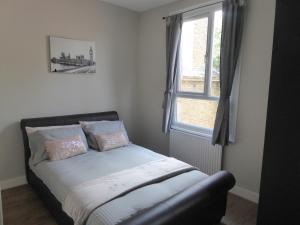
(171, 125), (213, 141)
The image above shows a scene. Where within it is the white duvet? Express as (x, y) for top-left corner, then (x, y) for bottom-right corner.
(63, 158), (194, 225)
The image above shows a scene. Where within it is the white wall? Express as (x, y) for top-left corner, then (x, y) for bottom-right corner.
(0, 0), (276, 197)
(136, 0), (276, 195)
(0, 0), (139, 182)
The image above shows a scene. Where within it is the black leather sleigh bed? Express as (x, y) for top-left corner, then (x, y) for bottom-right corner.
(20, 111), (235, 225)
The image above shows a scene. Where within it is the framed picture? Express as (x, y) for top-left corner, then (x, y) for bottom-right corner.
(49, 37), (96, 74)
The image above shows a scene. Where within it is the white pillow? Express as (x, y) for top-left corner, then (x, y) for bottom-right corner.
(80, 121), (129, 150)
(26, 125), (80, 135)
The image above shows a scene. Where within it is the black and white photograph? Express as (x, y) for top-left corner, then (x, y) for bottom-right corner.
(50, 37), (96, 74)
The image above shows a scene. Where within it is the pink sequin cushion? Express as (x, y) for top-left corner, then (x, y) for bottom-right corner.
(45, 135), (87, 161)
(94, 131), (129, 151)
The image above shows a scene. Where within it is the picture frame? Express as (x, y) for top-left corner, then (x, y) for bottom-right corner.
(49, 37), (96, 74)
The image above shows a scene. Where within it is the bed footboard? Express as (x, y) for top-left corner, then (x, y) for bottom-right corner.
(120, 171), (235, 225)
(28, 169), (234, 225)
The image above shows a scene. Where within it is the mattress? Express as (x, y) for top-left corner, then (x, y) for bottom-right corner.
(30, 144), (208, 225)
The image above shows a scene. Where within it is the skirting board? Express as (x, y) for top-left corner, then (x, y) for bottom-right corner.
(0, 176), (27, 190)
(230, 185), (259, 203)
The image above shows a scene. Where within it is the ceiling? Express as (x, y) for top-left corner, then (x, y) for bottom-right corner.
(101, 0), (178, 12)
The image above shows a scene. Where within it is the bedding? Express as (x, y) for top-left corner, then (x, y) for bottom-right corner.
(25, 125), (80, 134)
(64, 158), (194, 225)
(45, 135), (87, 161)
(21, 112), (235, 225)
(80, 121), (129, 150)
(95, 131), (129, 151)
(30, 144), (208, 225)
(28, 125), (88, 165)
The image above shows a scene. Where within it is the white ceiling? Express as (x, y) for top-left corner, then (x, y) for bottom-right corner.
(101, 0), (178, 12)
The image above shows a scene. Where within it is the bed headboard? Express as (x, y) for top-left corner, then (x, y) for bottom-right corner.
(20, 111), (119, 177)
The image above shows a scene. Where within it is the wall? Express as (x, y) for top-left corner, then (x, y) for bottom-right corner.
(0, 0), (138, 184)
(136, 0), (276, 196)
(0, 0), (276, 197)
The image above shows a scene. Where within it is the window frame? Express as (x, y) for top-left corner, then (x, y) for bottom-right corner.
(171, 3), (223, 137)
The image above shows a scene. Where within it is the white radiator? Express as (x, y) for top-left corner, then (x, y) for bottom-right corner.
(170, 129), (223, 175)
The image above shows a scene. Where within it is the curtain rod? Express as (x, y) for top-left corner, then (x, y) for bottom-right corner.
(162, 0), (224, 20)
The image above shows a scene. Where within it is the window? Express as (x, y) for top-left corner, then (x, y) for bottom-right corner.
(172, 5), (223, 136)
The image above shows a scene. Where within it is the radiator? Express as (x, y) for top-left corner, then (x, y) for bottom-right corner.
(170, 129), (223, 175)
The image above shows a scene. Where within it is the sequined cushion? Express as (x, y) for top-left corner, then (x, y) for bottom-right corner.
(45, 135), (87, 161)
(28, 126), (89, 165)
(80, 121), (130, 150)
(94, 131), (129, 151)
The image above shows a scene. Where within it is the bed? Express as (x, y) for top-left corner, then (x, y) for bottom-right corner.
(20, 111), (235, 225)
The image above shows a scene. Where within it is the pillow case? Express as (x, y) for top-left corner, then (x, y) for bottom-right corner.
(25, 125), (80, 135)
(80, 120), (129, 150)
(27, 125), (88, 165)
(95, 131), (129, 151)
(45, 135), (87, 161)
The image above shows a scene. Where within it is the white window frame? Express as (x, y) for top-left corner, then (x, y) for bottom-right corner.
(171, 3), (223, 138)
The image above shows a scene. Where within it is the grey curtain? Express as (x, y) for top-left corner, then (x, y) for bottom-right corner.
(162, 14), (183, 133)
(212, 0), (246, 146)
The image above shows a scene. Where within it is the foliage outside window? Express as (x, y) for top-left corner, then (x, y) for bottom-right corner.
(172, 5), (223, 136)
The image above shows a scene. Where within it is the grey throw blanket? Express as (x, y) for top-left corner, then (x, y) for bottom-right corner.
(63, 158), (194, 225)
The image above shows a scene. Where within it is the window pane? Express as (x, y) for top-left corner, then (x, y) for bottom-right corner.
(179, 17), (208, 93)
(176, 97), (218, 129)
(211, 10), (222, 97)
